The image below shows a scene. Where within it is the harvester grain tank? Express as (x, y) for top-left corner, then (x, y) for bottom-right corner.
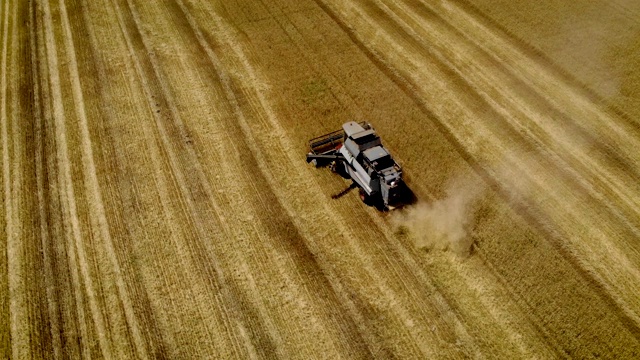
(306, 121), (404, 209)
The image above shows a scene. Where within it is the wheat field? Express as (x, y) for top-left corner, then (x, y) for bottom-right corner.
(2, 0), (640, 358)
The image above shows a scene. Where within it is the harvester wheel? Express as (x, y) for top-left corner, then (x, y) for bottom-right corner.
(329, 161), (337, 173)
(359, 189), (370, 204)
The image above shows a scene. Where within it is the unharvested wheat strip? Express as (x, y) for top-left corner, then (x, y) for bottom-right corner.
(399, 0), (640, 232)
(380, 0), (640, 270)
(255, 0), (365, 120)
(30, 0), (62, 356)
(109, 0), (253, 356)
(57, 0), (149, 357)
(337, 0), (640, 328)
(40, 0), (114, 357)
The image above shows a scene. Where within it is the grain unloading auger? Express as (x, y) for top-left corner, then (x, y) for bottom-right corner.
(306, 121), (405, 209)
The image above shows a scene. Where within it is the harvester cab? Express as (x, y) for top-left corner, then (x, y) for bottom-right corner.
(306, 121), (404, 209)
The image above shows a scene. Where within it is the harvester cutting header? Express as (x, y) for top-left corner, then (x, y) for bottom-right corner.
(306, 121), (405, 209)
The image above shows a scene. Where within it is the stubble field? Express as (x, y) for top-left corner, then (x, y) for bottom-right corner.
(2, 0), (640, 358)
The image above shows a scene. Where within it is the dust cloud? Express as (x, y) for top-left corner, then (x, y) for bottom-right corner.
(394, 176), (485, 257)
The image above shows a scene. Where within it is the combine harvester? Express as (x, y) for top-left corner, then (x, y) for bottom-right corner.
(306, 121), (407, 210)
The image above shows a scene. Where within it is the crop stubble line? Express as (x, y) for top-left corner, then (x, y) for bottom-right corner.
(125, 2), (289, 357)
(35, 1), (92, 358)
(9, 0), (59, 356)
(34, 2), (91, 357)
(73, 0), (181, 356)
(105, 4), (221, 347)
